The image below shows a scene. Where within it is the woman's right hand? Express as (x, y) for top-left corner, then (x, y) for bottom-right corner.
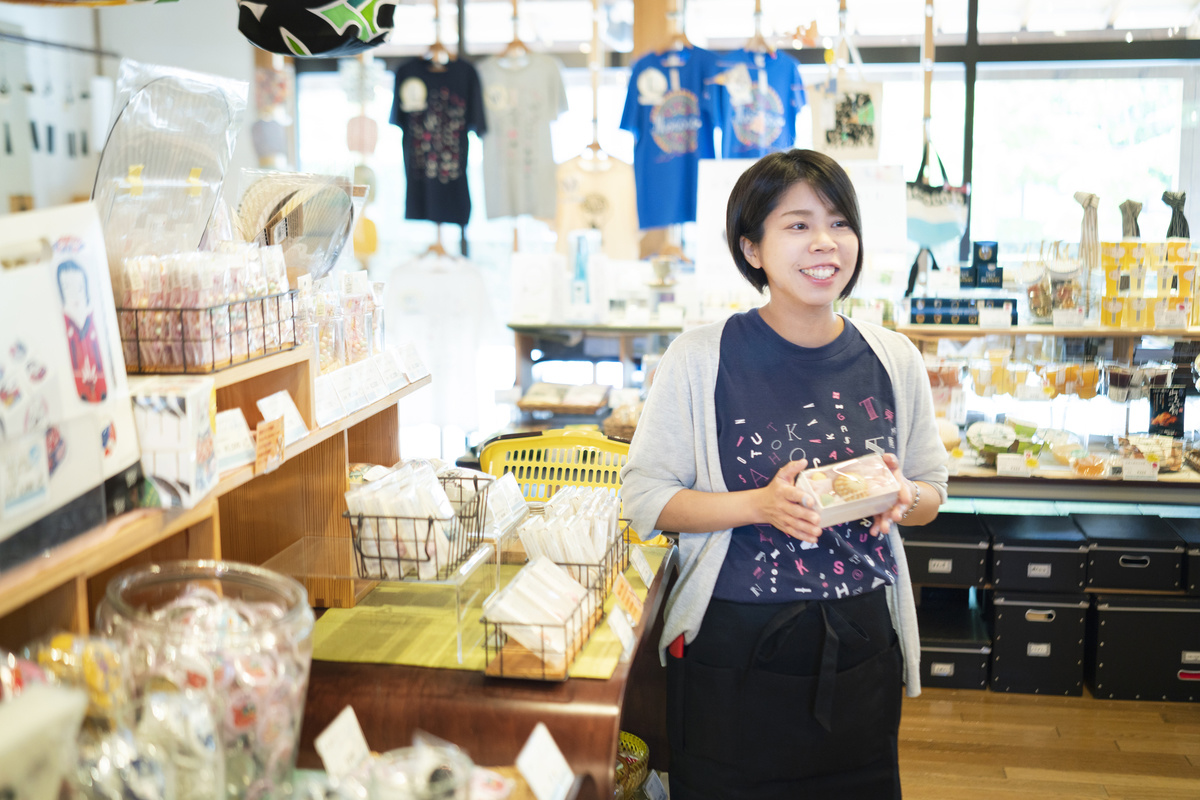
(756, 460), (823, 544)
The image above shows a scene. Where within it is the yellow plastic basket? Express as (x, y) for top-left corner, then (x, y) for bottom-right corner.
(478, 429), (669, 546)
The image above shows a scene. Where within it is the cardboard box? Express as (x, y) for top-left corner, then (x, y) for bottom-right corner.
(796, 453), (900, 528)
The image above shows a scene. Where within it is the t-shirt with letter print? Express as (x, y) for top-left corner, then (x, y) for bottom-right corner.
(712, 310), (900, 603)
(619, 47), (719, 229)
(390, 58), (488, 226)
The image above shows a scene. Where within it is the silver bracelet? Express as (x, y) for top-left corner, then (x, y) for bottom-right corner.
(901, 482), (920, 520)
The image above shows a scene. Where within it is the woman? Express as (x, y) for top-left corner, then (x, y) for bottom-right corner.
(620, 149), (948, 799)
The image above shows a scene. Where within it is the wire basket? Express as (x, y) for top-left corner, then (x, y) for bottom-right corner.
(556, 522), (631, 604)
(483, 585), (601, 682)
(344, 473), (492, 582)
(118, 289), (298, 374)
(615, 731), (650, 800)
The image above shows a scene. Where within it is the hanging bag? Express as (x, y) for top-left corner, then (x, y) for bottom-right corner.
(906, 147), (969, 248)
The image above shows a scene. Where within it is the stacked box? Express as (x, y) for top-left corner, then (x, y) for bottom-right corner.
(901, 513), (989, 587)
(991, 592), (1088, 696)
(1089, 595), (1200, 702)
(918, 594), (992, 690)
(130, 375), (217, 509)
(1073, 513), (1185, 593)
(985, 515), (1088, 593)
(909, 297), (1017, 326)
(1166, 518), (1200, 596)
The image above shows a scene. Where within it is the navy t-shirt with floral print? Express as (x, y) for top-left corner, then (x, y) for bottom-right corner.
(712, 310), (900, 603)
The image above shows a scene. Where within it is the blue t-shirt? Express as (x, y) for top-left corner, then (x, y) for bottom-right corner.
(619, 47), (719, 229)
(709, 49), (805, 159)
(712, 311), (899, 603)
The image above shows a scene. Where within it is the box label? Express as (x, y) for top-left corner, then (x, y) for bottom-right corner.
(1027, 563), (1053, 579)
(1027, 643), (1052, 658)
(1121, 458), (1159, 481)
(930, 662), (956, 677)
(928, 558), (954, 575)
(978, 306), (1012, 328)
(1182, 651), (1200, 665)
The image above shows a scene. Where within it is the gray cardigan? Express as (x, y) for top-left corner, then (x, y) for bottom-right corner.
(619, 315), (949, 697)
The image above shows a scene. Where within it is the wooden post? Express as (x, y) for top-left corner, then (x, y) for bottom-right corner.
(632, 0), (670, 58)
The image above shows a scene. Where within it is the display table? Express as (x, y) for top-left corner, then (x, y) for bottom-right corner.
(509, 322), (682, 390)
(297, 547), (678, 800)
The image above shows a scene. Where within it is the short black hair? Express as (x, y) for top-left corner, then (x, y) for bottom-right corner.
(56, 260), (89, 304)
(725, 149), (864, 298)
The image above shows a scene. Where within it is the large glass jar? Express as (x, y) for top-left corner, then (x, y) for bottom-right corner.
(95, 560), (314, 800)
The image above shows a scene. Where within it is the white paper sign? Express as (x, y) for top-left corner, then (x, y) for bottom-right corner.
(1052, 307), (1085, 328)
(1156, 307), (1188, 329)
(255, 390), (309, 446)
(399, 343), (431, 381)
(314, 705), (371, 781)
(607, 607), (638, 663)
(376, 351), (408, 393)
(978, 307), (1012, 328)
(517, 723), (574, 800)
(630, 546), (655, 588)
(1121, 458), (1159, 481)
(643, 771), (669, 800)
(314, 374), (347, 428)
(996, 453), (1033, 477)
(331, 367), (370, 414)
(357, 360), (389, 403)
(214, 409), (256, 473)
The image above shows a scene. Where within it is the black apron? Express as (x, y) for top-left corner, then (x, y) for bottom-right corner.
(666, 589), (903, 800)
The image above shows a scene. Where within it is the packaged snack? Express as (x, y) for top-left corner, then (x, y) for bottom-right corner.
(795, 453), (901, 528)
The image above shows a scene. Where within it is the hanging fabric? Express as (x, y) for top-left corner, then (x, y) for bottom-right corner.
(1163, 191), (1189, 238)
(1074, 191), (1099, 278)
(1119, 199), (1141, 238)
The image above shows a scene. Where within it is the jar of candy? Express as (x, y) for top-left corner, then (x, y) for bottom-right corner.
(95, 560), (315, 800)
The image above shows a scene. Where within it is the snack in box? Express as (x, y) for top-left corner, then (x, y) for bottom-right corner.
(795, 453), (900, 528)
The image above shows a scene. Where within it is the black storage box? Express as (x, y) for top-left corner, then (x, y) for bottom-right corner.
(985, 515), (1088, 593)
(1073, 513), (1185, 593)
(918, 596), (991, 689)
(1165, 517), (1200, 596)
(1089, 595), (1200, 702)
(901, 513), (989, 587)
(991, 592), (1088, 696)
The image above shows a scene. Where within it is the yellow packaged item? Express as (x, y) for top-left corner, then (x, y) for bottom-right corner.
(1101, 296), (1125, 327)
(1166, 238), (1192, 264)
(1122, 297), (1154, 328)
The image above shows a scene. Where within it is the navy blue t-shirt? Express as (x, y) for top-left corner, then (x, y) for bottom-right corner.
(713, 311), (900, 603)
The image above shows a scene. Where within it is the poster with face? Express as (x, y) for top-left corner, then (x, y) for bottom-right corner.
(0, 203), (137, 545)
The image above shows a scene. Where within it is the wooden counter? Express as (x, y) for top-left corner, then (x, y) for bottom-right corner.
(297, 547), (678, 800)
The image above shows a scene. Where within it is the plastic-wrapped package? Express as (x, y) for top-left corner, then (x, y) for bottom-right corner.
(92, 60), (247, 285)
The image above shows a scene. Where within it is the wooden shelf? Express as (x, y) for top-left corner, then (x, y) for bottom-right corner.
(898, 324), (1200, 340)
(0, 498), (217, 622)
(211, 345), (314, 390)
(214, 374), (431, 498)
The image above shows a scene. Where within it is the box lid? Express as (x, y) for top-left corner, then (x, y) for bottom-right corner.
(983, 514), (1086, 547)
(900, 512), (988, 546)
(1166, 517), (1200, 549)
(1072, 513), (1185, 551)
(1093, 594), (1200, 613)
(993, 592), (1089, 608)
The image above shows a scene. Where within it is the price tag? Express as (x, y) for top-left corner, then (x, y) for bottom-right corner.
(643, 771), (669, 800)
(256, 390), (309, 446)
(314, 374), (347, 428)
(254, 416), (285, 475)
(214, 409), (256, 473)
(630, 546), (655, 588)
(400, 342), (430, 381)
(1156, 307), (1188, 329)
(612, 573), (644, 625)
(996, 453), (1032, 477)
(357, 360), (389, 403)
(1052, 307), (1085, 328)
(606, 607), (638, 662)
(375, 351), (407, 393)
(1016, 383), (1045, 401)
(331, 367), (370, 413)
(516, 723), (574, 800)
(314, 705), (371, 781)
(978, 306), (1012, 328)
(1121, 458), (1159, 481)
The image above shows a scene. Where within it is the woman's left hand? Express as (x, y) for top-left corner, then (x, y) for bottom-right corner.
(869, 453), (914, 537)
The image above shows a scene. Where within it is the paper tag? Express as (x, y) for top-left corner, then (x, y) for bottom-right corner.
(1121, 458), (1159, 481)
(606, 607), (638, 662)
(357, 360), (389, 403)
(255, 390), (309, 446)
(376, 351), (408, 393)
(1157, 307), (1188, 329)
(399, 342), (430, 381)
(214, 409), (256, 473)
(254, 416), (285, 475)
(516, 723), (574, 800)
(629, 546), (655, 588)
(314, 374), (347, 428)
(331, 367), (370, 413)
(1052, 307), (1085, 328)
(996, 453), (1032, 477)
(643, 771), (669, 800)
(978, 306), (1012, 328)
(314, 706), (371, 781)
(612, 573), (644, 625)
(1016, 383), (1045, 401)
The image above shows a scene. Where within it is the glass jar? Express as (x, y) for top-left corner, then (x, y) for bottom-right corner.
(95, 560), (315, 800)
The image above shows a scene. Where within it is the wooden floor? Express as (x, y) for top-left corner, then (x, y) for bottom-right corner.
(899, 688), (1200, 799)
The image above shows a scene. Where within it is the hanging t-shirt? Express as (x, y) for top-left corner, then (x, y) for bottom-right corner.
(711, 311), (900, 603)
(709, 48), (805, 159)
(619, 47), (719, 229)
(555, 155), (640, 260)
(389, 59), (488, 226)
(477, 53), (568, 220)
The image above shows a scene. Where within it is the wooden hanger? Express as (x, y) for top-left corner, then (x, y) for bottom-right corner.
(501, 0), (529, 59)
(580, 0), (610, 165)
(744, 0), (775, 56)
(426, 0), (453, 72)
(424, 223), (449, 257)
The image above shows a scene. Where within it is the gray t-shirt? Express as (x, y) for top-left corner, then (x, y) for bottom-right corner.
(477, 53), (568, 220)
